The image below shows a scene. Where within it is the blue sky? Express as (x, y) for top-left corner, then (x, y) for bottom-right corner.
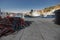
(0, 0), (60, 12)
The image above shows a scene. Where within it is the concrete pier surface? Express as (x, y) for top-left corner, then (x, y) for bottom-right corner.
(0, 18), (60, 40)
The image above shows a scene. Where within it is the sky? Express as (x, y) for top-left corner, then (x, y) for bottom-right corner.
(0, 0), (60, 13)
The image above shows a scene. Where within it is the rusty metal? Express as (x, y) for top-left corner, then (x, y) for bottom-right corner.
(0, 17), (26, 37)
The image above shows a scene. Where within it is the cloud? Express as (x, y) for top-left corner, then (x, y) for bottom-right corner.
(1, 9), (30, 13)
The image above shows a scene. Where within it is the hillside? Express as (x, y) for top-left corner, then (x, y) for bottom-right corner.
(25, 4), (60, 16)
(43, 4), (60, 13)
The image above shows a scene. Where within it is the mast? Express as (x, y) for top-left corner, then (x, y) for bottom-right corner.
(0, 8), (1, 16)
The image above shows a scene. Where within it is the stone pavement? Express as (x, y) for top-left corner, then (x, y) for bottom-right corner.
(0, 18), (60, 40)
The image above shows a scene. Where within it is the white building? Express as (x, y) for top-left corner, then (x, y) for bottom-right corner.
(9, 13), (25, 19)
(1, 12), (8, 18)
(15, 13), (25, 19)
(43, 9), (55, 17)
(31, 10), (40, 17)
